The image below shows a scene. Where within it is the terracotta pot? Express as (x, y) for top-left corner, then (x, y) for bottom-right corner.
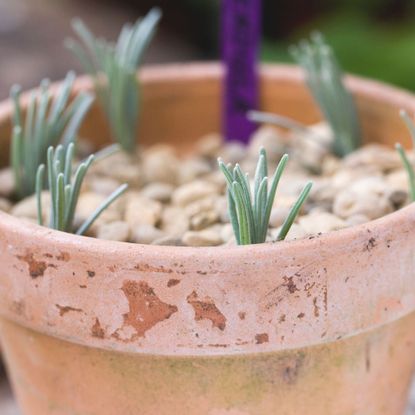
(0, 63), (415, 415)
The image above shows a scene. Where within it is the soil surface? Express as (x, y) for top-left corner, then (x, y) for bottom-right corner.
(2, 122), (410, 247)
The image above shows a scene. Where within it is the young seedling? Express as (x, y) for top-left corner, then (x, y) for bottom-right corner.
(65, 8), (162, 152)
(11, 72), (94, 199)
(36, 143), (128, 235)
(289, 32), (361, 157)
(218, 148), (312, 245)
(396, 110), (415, 201)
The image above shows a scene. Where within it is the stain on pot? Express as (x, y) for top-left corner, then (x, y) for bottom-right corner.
(284, 277), (299, 294)
(304, 281), (316, 297)
(56, 252), (70, 261)
(134, 263), (173, 274)
(365, 341), (371, 372)
(91, 318), (105, 339)
(365, 237), (377, 252)
(255, 333), (269, 344)
(187, 291), (226, 331)
(114, 280), (178, 340)
(313, 297), (320, 317)
(11, 300), (25, 316)
(280, 353), (305, 384)
(167, 278), (180, 287)
(87, 270), (95, 278)
(17, 252), (47, 278)
(56, 305), (83, 317)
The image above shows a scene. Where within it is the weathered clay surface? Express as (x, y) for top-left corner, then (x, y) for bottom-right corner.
(0, 64), (415, 414)
(2, 314), (415, 415)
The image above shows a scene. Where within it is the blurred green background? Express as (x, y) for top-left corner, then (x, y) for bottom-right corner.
(261, 0), (415, 90)
(162, 0), (415, 90)
(130, 0), (415, 89)
(1, 0), (415, 96)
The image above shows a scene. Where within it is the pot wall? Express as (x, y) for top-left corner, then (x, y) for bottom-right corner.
(0, 63), (415, 414)
(2, 314), (415, 415)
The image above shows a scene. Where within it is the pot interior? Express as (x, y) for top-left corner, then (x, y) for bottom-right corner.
(0, 64), (413, 167)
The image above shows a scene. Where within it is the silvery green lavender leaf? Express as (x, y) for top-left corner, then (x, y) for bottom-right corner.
(66, 8), (161, 152)
(289, 32), (361, 157)
(218, 148), (312, 245)
(396, 110), (415, 201)
(36, 143), (128, 235)
(11, 72), (94, 199)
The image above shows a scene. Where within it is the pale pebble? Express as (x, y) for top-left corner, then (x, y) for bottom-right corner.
(386, 169), (408, 192)
(184, 196), (217, 217)
(292, 122), (332, 173)
(140, 182), (174, 203)
(130, 224), (166, 244)
(87, 176), (122, 196)
(161, 206), (189, 236)
(389, 190), (408, 209)
(309, 178), (337, 205)
(221, 141), (247, 164)
(299, 212), (347, 234)
(96, 221), (130, 242)
(204, 171), (228, 189)
(172, 180), (218, 206)
(271, 223), (308, 241)
(330, 166), (383, 194)
(333, 178), (393, 220)
(220, 223), (234, 242)
(0, 197), (12, 212)
(142, 145), (179, 185)
(343, 144), (402, 172)
(91, 152), (141, 187)
(124, 196), (162, 227)
(110, 164), (142, 187)
(0, 167), (15, 198)
(178, 157), (212, 184)
(345, 214), (370, 227)
(151, 236), (184, 246)
(249, 126), (286, 161)
(321, 155), (342, 176)
(277, 175), (311, 198)
(196, 133), (222, 158)
(76, 192), (122, 224)
(11, 191), (50, 223)
(269, 206), (291, 228)
(182, 229), (223, 247)
(190, 210), (219, 230)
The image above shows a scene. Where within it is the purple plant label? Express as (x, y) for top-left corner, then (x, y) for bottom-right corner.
(221, 0), (261, 144)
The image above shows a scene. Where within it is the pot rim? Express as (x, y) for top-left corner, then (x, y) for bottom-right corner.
(0, 62), (414, 258)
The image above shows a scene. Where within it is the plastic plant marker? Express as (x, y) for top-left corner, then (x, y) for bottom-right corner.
(221, 0), (261, 144)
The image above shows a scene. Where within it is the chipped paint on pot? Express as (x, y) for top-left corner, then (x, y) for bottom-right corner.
(0, 63), (414, 414)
